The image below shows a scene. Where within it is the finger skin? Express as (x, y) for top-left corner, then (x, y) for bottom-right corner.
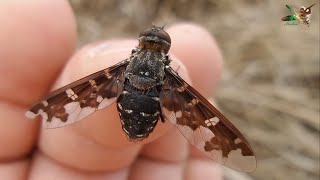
(167, 23), (223, 96)
(185, 159), (223, 180)
(0, 102), (39, 160)
(129, 158), (184, 180)
(0, 160), (30, 180)
(29, 152), (129, 180)
(141, 128), (189, 163)
(0, 0), (76, 106)
(0, 0), (76, 161)
(0, 0), (76, 179)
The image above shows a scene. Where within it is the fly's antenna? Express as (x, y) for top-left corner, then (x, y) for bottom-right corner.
(307, 3), (316, 9)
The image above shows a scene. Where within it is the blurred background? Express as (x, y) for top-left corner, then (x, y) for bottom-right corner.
(69, 0), (319, 179)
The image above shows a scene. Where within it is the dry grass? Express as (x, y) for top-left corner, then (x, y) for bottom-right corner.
(69, 0), (319, 179)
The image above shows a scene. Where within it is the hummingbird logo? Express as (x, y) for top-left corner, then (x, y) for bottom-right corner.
(281, 4), (316, 26)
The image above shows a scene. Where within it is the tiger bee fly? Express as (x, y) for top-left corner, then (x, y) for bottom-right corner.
(26, 26), (256, 172)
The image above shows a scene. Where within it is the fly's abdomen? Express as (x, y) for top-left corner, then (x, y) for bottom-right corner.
(117, 82), (161, 141)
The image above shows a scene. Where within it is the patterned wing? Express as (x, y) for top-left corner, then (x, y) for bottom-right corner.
(26, 60), (129, 128)
(160, 67), (256, 172)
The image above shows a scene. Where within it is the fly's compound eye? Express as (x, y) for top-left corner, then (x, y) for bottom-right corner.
(139, 27), (171, 44)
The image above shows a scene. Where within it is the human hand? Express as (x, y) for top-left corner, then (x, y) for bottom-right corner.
(0, 1), (223, 179)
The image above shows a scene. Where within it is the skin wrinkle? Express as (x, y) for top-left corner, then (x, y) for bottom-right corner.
(29, 152), (130, 180)
(31, 151), (124, 174)
(0, 160), (30, 180)
(129, 158), (185, 180)
(140, 127), (189, 163)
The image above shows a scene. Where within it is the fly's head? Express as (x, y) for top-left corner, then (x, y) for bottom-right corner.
(305, 4), (316, 15)
(138, 26), (171, 53)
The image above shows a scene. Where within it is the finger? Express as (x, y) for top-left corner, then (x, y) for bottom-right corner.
(29, 152), (129, 180)
(187, 134), (223, 179)
(129, 157), (185, 180)
(0, 0), (76, 162)
(168, 23), (223, 96)
(136, 23), (223, 179)
(0, 160), (30, 180)
(131, 129), (187, 180)
(0, 0), (76, 106)
(185, 159), (223, 180)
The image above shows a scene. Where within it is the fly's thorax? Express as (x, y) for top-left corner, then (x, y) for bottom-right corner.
(125, 50), (166, 90)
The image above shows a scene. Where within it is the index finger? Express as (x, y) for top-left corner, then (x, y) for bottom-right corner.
(0, 0), (76, 106)
(0, 0), (76, 161)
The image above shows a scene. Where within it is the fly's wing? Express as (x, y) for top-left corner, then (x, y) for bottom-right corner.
(26, 60), (129, 128)
(286, 5), (296, 15)
(282, 5), (299, 21)
(160, 67), (256, 172)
